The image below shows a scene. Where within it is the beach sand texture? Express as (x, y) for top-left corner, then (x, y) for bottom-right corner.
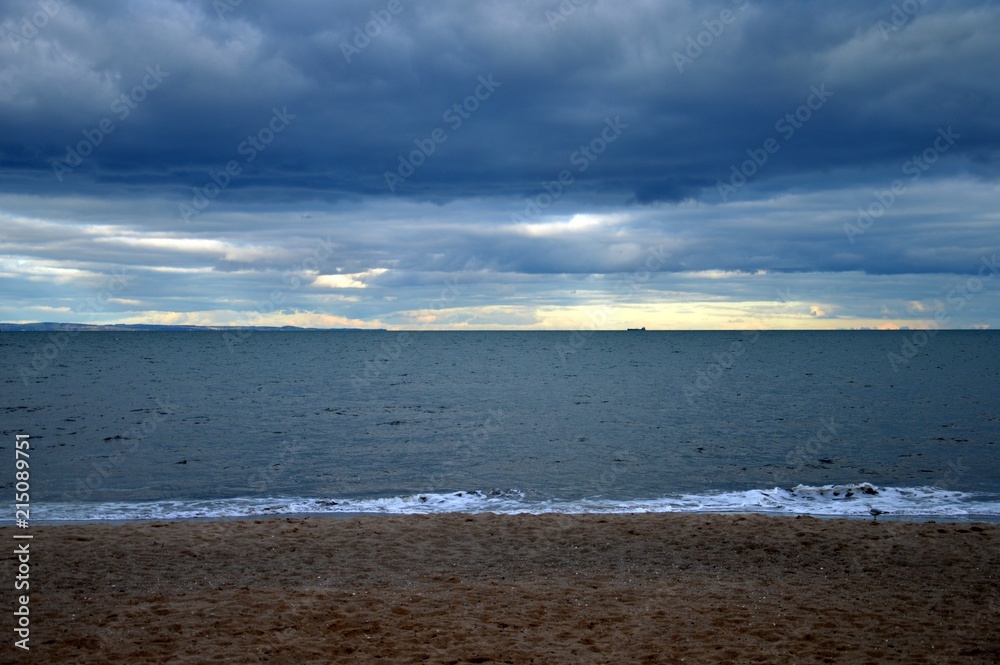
(5, 513), (998, 664)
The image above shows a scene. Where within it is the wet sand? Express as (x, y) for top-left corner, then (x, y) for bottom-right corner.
(5, 513), (999, 663)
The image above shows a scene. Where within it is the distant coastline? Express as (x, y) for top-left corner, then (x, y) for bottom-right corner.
(0, 322), (385, 332)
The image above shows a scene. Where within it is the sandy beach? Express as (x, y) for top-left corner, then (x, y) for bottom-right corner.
(4, 513), (998, 663)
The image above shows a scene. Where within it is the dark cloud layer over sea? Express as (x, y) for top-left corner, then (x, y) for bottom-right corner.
(1, 0), (998, 329)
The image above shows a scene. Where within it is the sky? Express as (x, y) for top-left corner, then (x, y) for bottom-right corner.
(1, 0), (999, 330)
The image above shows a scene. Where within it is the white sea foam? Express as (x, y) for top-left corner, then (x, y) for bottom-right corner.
(25, 484), (1000, 522)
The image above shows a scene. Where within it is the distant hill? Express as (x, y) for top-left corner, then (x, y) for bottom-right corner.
(0, 322), (385, 332)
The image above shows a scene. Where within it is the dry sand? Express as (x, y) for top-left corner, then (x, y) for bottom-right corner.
(4, 513), (998, 664)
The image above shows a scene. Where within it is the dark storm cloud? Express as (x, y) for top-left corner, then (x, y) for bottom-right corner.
(2, 0), (997, 204)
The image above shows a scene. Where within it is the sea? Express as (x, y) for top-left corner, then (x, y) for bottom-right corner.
(2, 330), (999, 522)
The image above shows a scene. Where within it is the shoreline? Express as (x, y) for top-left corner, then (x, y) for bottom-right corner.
(5, 512), (998, 663)
(21, 508), (1000, 527)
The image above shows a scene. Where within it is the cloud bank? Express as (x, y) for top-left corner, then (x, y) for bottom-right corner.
(1, 0), (998, 329)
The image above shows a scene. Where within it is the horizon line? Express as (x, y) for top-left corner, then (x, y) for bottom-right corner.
(0, 322), (993, 332)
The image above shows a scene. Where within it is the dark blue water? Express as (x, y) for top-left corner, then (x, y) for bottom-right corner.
(2, 331), (998, 520)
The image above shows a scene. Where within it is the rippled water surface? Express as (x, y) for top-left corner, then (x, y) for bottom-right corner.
(2, 331), (998, 520)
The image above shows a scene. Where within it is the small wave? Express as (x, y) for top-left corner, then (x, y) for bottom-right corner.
(25, 484), (1000, 522)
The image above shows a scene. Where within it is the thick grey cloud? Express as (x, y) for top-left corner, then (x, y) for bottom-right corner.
(1, 0), (999, 329)
(3, 0), (997, 199)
